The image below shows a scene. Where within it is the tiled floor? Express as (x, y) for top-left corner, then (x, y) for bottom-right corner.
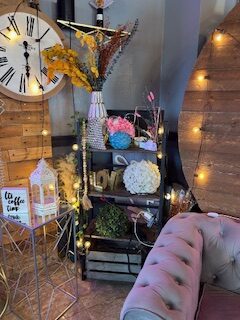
(2, 279), (132, 320)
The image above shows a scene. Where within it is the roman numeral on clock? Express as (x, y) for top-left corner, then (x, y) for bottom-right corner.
(26, 16), (35, 37)
(8, 15), (20, 35)
(0, 31), (10, 41)
(0, 67), (15, 86)
(19, 73), (26, 93)
(42, 67), (59, 84)
(0, 57), (8, 67)
(0, 46), (6, 52)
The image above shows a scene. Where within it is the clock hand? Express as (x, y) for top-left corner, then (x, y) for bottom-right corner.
(23, 41), (31, 84)
(36, 28), (50, 42)
(35, 76), (44, 91)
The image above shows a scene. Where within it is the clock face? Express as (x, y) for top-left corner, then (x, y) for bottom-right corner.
(0, 7), (66, 101)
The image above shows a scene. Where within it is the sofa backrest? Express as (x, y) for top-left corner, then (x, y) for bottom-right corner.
(198, 214), (240, 294)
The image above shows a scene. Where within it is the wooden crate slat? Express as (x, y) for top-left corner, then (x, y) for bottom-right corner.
(86, 271), (137, 282)
(87, 250), (141, 263)
(86, 261), (141, 274)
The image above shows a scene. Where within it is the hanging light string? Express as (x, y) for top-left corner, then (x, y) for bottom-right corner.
(191, 33), (215, 190)
(69, 22), (78, 134)
(36, 4), (47, 159)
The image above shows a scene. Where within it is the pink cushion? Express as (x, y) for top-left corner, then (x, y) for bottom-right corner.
(197, 284), (240, 320)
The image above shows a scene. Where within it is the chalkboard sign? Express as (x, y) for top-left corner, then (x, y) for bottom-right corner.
(1, 187), (31, 225)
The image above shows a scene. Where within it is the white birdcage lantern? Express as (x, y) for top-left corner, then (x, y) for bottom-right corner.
(29, 158), (59, 216)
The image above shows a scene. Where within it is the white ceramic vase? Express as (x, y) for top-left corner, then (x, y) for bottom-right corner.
(88, 91), (107, 121)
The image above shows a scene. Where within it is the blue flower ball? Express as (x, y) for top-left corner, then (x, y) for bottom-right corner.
(109, 132), (131, 149)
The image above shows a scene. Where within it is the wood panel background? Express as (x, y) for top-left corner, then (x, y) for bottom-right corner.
(179, 4), (240, 217)
(0, 1), (52, 206)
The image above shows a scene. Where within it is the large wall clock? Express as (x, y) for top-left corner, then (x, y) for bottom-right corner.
(0, 5), (66, 102)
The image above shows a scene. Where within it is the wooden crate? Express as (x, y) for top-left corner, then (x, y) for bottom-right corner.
(84, 234), (142, 282)
(86, 249), (142, 282)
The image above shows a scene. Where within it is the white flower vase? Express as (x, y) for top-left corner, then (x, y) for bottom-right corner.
(88, 91), (107, 123)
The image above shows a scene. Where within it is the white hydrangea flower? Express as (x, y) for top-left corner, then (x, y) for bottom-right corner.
(123, 160), (161, 194)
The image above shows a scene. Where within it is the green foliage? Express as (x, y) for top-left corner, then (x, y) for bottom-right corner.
(95, 204), (129, 238)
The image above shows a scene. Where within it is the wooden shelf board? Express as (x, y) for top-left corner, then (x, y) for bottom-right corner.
(88, 145), (160, 154)
(89, 188), (160, 201)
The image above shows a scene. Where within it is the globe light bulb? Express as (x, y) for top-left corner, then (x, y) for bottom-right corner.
(157, 152), (163, 160)
(215, 33), (223, 42)
(198, 173), (205, 180)
(41, 129), (48, 136)
(8, 29), (18, 41)
(197, 75), (205, 81)
(73, 182), (80, 190)
(84, 241), (91, 249)
(192, 127), (200, 133)
(71, 197), (77, 203)
(76, 239), (83, 248)
(72, 144), (79, 151)
(158, 126), (164, 135)
(165, 193), (171, 200)
(48, 184), (54, 191)
(31, 83), (40, 94)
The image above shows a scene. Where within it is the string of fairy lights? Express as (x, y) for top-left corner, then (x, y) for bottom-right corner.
(190, 27), (238, 191)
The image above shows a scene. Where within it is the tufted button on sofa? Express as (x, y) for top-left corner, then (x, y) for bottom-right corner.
(120, 212), (240, 320)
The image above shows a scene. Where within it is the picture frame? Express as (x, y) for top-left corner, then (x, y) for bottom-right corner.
(0, 187), (31, 225)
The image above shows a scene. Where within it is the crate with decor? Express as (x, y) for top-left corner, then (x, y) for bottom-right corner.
(75, 98), (169, 281)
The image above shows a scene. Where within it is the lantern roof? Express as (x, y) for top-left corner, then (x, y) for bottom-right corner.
(30, 158), (58, 184)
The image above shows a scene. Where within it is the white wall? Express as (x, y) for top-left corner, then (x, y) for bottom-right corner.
(160, 0), (201, 131)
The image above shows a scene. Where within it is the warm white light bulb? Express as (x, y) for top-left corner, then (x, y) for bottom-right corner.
(165, 193), (171, 200)
(215, 33), (223, 42)
(192, 127), (200, 133)
(73, 182), (80, 190)
(158, 127), (164, 135)
(71, 197), (77, 203)
(76, 239), (83, 248)
(157, 152), (163, 160)
(8, 30), (18, 41)
(48, 184), (55, 191)
(31, 83), (40, 94)
(84, 241), (91, 249)
(41, 129), (48, 136)
(198, 173), (205, 180)
(197, 75), (205, 81)
(72, 144), (79, 151)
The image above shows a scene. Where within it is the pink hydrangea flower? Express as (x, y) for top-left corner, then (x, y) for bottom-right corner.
(106, 117), (135, 138)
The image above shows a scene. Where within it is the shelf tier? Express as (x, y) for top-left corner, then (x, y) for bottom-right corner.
(89, 188), (160, 202)
(87, 145), (160, 154)
(57, 20), (130, 37)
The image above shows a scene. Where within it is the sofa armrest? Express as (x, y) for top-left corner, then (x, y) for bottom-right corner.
(121, 213), (204, 320)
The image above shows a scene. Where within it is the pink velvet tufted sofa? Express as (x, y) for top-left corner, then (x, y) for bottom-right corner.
(121, 212), (240, 320)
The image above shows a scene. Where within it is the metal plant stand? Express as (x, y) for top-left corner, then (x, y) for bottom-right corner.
(0, 205), (78, 320)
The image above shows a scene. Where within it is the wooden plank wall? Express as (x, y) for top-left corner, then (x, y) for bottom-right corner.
(0, 96), (52, 188)
(179, 4), (240, 217)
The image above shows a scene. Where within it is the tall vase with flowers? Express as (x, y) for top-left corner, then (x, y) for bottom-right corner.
(42, 20), (138, 120)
